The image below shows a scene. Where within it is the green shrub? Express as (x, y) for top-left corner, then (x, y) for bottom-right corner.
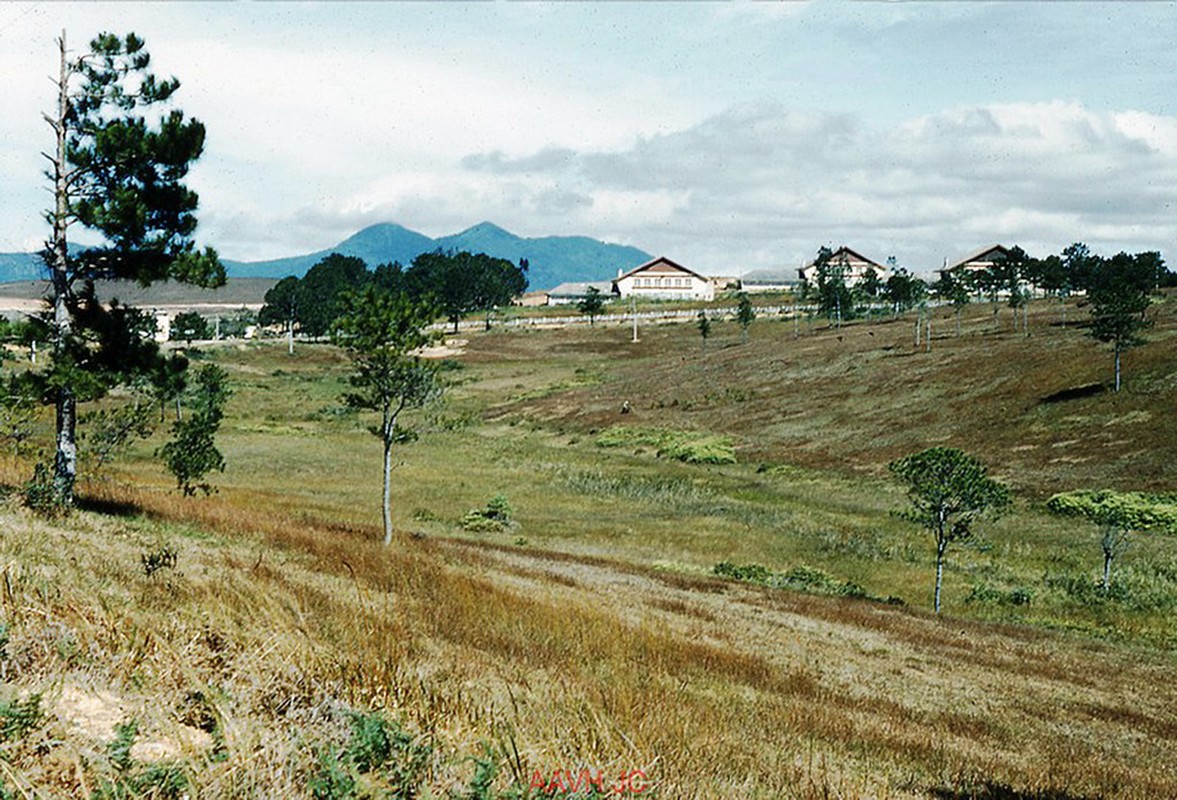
(596, 426), (736, 464)
(0, 692), (43, 743)
(462, 494), (514, 532)
(713, 561), (772, 584)
(309, 747), (355, 800)
(22, 462), (68, 518)
(1047, 490), (1177, 532)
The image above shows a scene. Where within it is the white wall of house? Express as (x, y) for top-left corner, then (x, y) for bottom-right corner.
(614, 259), (715, 301)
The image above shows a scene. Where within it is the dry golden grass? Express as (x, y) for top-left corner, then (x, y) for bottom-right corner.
(0, 464), (1174, 798)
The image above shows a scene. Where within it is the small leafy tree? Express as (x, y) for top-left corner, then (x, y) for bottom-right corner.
(884, 269), (927, 318)
(258, 275), (302, 354)
(158, 363), (230, 495)
(934, 269), (970, 336)
(170, 311), (210, 343)
(889, 447), (1010, 613)
(733, 291), (756, 343)
(577, 286), (605, 326)
(815, 251), (852, 327)
(1088, 253), (1154, 392)
(151, 352), (188, 421)
(1047, 490), (1177, 592)
(334, 286), (441, 545)
(696, 309), (711, 351)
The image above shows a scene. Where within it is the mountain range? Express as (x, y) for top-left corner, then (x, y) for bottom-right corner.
(0, 222), (653, 292)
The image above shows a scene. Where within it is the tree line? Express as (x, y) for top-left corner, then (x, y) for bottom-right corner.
(258, 250), (529, 346)
(803, 243), (1169, 390)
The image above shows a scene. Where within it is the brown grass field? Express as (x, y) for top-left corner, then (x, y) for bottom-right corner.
(0, 293), (1173, 798)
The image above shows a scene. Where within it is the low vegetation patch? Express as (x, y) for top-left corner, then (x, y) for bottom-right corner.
(595, 426), (736, 464)
(712, 560), (895, 603)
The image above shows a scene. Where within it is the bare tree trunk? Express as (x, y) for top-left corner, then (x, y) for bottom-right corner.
(381, 407), (398, 545)
(934, 539), (946, 614)
(1114, 343), (1122, 392)
(925, 313), (932, 353)
(1102, 548), (1113, 593)
(49, 32), (77, 506)
(287, 323), (294, 356)
(914, 314), (921, 348)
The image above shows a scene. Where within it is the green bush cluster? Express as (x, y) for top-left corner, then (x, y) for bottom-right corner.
(595, 426), (736, 465)
(966, 583), (1035, 607)
(713, 561), (884, 602)
(1047, 490), (1177, 532)
(462, 494), (514, 533)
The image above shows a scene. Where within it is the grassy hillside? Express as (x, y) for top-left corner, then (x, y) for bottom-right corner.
(0, 292), (1173, 797)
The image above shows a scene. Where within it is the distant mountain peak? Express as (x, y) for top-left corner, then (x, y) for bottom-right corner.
(3, 220), (653, 292)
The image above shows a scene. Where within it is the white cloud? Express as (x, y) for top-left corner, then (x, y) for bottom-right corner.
(454, 100), (1177, 274)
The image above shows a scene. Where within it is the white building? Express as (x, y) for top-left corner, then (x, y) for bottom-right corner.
(614, 257), (714, 301)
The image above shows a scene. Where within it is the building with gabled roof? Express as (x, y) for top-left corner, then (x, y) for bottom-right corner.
(945, 244), (1011, 272)
(938, 244), (1011, 280)
(798, 246), (887, 287)
(546, 281), (615, 306)
(613, 257), (714, 301)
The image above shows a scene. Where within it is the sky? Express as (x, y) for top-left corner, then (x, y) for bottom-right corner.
(2, 1), (1176, 277)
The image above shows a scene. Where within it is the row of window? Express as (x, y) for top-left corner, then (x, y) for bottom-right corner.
(634, 276), (692, 288)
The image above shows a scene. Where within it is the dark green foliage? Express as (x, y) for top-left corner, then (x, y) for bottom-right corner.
(452, 743), (500, 800)
(41, 30), (222, 506)
(406, 250), (528, 332)
(0, 692), (43, 743)
(258, 274), (303, 330)
(966, 583), (1034, 607)
(110, 720), (138, 772)
(307, 712), (432, 799)
(299, 254), (371, 337)
(1086, 253), (1155, 391)
(883, 268), (927, 316)
(734, 291), (755, 342)
(309, 747), (356, 800)
(151, 352), (188, 421)
(812, 248), (854, 325)
(159, 364), (230, 495)
(934, 269), (971, 335)
(170, 310), (211, 342)
(22, 462), (69, 518)
(696, 309), (711, 347)
(577, 286), (606, 325)
(713, 562), (875, 600)
(713, 561), (772, 583)
(890, 447), (1010, 612)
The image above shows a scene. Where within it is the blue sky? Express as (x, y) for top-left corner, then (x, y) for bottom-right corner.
(2, 1), (1175, 275)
